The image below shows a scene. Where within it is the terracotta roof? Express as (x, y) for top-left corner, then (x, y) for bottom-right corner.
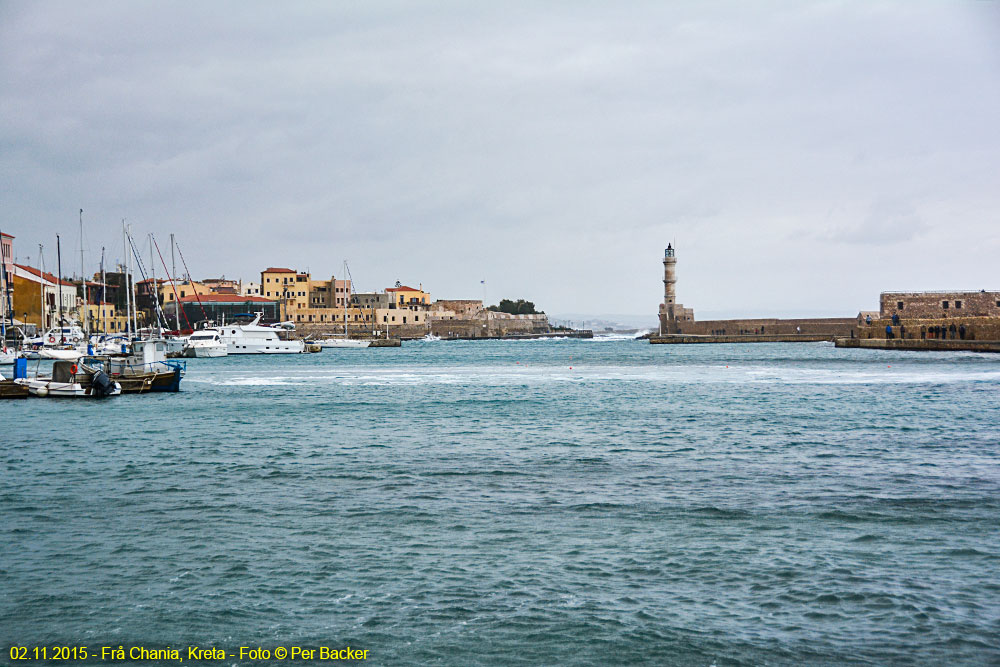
(14, 263), (75, 287)
(178, 294), (277, 303)
(263, 267), (295, 273)
(1, 232), (13, 239)
(386, 285), (421, 292)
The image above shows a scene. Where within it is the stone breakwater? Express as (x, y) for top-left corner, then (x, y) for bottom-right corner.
(650, 334), (834, 344)
(835, 338), (1000, 353)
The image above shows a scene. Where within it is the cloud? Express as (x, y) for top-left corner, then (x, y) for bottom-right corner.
(1, 1), (999, 316)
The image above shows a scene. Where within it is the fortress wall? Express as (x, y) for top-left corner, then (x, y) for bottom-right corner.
(676, 317), (857, 336)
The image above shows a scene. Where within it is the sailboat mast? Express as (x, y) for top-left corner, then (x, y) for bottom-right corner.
(122, 221), (130, 337)
(56, 234), (64, 342)
(0, 227), (7, 346)
(149, 234), (160, 336)
(129, 225), (138, 336)
(38, 244), (45, 331)
(100, 247), (107, 335)
(80, 209), (88, 336)
(171, 233), (180, 331)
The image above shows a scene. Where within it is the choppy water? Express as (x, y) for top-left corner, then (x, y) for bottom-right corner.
(2, 339), (999, 665)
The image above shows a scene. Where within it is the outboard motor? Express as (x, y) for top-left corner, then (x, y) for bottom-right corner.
(91, 370), (115, 397)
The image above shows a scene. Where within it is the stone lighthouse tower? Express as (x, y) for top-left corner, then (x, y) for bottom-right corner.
(658, 244), (693, 334)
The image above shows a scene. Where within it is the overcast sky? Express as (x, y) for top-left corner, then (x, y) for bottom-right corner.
(2, 1), (998, 320)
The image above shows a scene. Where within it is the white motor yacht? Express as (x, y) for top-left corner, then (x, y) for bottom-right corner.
(183, 329), (229, 358)
(217, 314), (305, 354)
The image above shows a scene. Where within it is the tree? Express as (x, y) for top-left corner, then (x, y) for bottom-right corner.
(487, 298), (542, 315)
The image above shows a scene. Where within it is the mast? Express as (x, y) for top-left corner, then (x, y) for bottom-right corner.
(56, 234), (64, 342)
(149, 233), (160, 336)
(343, 261), (347, 335)
(0, 227), (7, 347)
(80, 208), (88, 336)
(100, 247), (107, 335)
(171, 233), (180, 331)
(38, 244), (45, 331)
(123, 220), (133, 338)
(129, 225), (138, 336)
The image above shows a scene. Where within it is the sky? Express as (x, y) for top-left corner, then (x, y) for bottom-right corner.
(2, 1), (999, 321)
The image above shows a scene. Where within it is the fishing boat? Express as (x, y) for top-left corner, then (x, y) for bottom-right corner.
(103, 339), (185, 392)
(15, 359), (120, 397)
(183, 329), (228, 358)
(217, 313), (305, 354)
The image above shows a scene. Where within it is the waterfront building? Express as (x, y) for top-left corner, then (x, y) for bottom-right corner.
(178, 293), (281, 328)
(82, 302), (130, 333)
(11, 264), (79, 329)
(241, 281), (261, 297)
(880, 291), (1000, 319)
(387, 284), (431, 310)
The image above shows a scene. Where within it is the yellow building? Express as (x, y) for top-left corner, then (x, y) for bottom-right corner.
(159, 279), (214, 305)
(386, 285), (431, 309)
(83, 303), (130, 333)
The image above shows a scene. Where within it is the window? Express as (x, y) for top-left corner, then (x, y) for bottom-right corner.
(897, 301), (904, 310)
(955, 300), (962, 309)
(942, 301), (949, 309)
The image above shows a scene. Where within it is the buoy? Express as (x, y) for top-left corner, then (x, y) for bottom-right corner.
(37, 386), (49, 397)
(48, 335), (55, 343)
(70, 364), (78, 375)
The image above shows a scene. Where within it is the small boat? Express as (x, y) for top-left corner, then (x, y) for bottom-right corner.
(183, 329), (228, 358)
(0, 346), (15, 365)
(314, 334), (371, 349)
(103, 339), (185, 393)
(16, 360), (120, 397)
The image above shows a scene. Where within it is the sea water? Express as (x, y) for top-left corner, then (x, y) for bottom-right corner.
(2, 339), (999, 665)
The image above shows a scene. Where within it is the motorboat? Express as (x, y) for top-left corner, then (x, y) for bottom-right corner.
(217, 314), (305, 354)
(314, 334), (371, 349)
(26, 325), (87, 347)
(103, 338), (185, 392)
(183, 329), (228, 358)
(164, 335), (188, 357)
(15, 359), (120, 397)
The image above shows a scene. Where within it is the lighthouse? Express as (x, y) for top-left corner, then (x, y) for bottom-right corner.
(658, 244), (693, 334)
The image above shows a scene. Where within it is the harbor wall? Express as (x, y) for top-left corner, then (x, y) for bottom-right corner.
(672, 317), (856, 337)
(858, 316), (1000, 341)
(650, 334), (833, 344)
(835, 338), (1000, 353)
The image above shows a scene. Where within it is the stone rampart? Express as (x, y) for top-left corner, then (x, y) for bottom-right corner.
(675, 317), (856, 337)
(880, 291), (1000, 319)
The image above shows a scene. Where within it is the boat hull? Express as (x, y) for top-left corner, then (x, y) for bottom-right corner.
(114, 368), (182, 393)
(184, 344), (228, 358)
(18, 380), (122, 398)
(316, 339), (371, 349)
(0, 380), (29, 399)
